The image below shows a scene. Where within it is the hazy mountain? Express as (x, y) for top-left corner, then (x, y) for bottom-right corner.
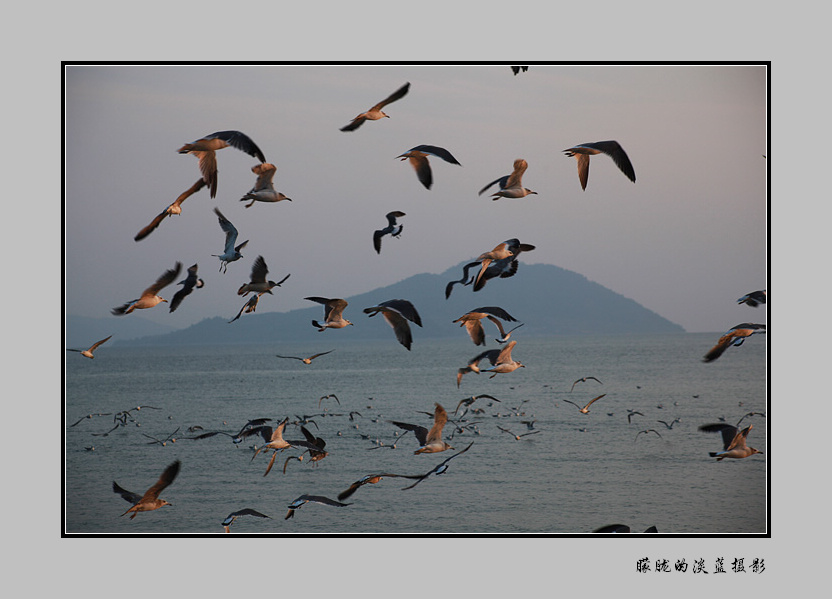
(81, 261), (684, 347)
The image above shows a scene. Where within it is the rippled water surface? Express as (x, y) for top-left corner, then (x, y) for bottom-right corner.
(65, 333), (767, 535)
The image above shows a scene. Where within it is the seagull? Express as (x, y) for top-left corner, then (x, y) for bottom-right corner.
(397, 144), (461, 190)
(400, 441), (474, 490)
(389, 402), (454, 454)
(66, 335), (112, 359)
(237, 255), (290, 296)
(510, 66), (529, 75)
(112, 262), (181, 315)
(250, 418), (321, 477)
(444, 261), (483, 299)
(177, 130), (267, 198)
(340, 82), (410, 132)
(737, 290), (766, 308)
(134, 179), (206, 242)
(497, 425), (540, 441)
(457, 341), (525, 387)
(626, 410), (645, 424)
(473, 239), (535, 292)
(228, 294), (259, 323)
(698, 423), (763, 460)
(563, 394), (607, 414)
(453, 306), (520, 346)
(221, 508), (271, 533)
(363, 299), (422, 350)
(337, 472), (424, 501)
(183, 418), (273, 443)
(142, 427), (181, 446)
(112, 460), (180, 519)
(657, 418), (682, 430)
(702, 323), (766, 362)
(479, 159), (537, 200)
(69, 412), (113, 427)
(306, 297), (354, 331)
(373, 211), (406, 254)
(570, 376), (603, 392)
(285, 495), (352, 520)
(318, 393), (340, 407)
(299, 425), (329, 464)
(212, 208), (248, 273)
(240, 163), (291, 208)
(275, 350), (335, 365)
(634, 429), (663, 442)
(454, 394), (501, 415)
(563, 140), (636, 190)
(169, 263), (204, 313)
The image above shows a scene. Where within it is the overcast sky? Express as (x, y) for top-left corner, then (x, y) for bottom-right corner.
(65, 64), (767, 333)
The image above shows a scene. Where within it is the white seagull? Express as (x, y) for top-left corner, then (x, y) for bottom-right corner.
(363, 299), (422, 350)
(237, 255), (290, 296)
(306, 297), (354, 331)
(340, 82), (410, 132)
(563, 140), (636, 190)
(112, 262), (182, 315)
(397, 144), (461, 190)
(66, 335), (112, 359)
(453, 306), (521, 346)
(212, 207), (248, 273)
(240, 163), (291, 208)
(389, 402), (454, 454)
(479, 159), (537, 200)
(178, 130), (267, 198)
(373, 211), (406, 254)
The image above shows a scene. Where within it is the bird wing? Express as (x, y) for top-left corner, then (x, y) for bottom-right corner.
(373, 229), (385, 254)
(373, 82), (410, 110)
(142, 262), (182, 298)
(209, 130), (267, 163)
(504, 159), (528, 188)
(583, 394), (607, 410)
(389, 420), (428, 446)
(478, 175), (509, 196)
(112, 481), (142, 505)
(408, 144), (461, 165)
(425, 403), (448, 444)
(251, 163), (276, 191)
(584, 140), (636, 183)
(138, 460), (181, 502)
(88, 335), (113, 351)
(495, 340), (517, 365)
(474, 306), (517, 322)
(249, 255), (269, 284)
(407, 154), (432, 189)
(214, 208), (239, 253)
(698, 423), (739, 450)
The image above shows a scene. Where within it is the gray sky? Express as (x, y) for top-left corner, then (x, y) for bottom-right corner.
(65, 64), (767, 333)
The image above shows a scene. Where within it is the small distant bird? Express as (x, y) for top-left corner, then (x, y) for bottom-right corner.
(318, 393), (340, 407)
(228, 294), (259, 323)
(563, 394), (607, 414)
(634, 429), (663, 442)
(397, 144), (461, 190)
(340, 82), (410, 132)
(275, 350), (335, 365)
(497, 425), (540, 441)
(306, 297), (354, 331)
(66, 335), (112, 359)
(373, 211), (406, 254)
(570, 376), (603, 392)
(212, 208), (248, 273)
(702, 323), (766, 362)
(134, 179), (206, 241)
(454, 394), (501, 415)
(453, 306), (520, 346)
(510, 66), (529, 75)
(479, 159), (537, 199)
(112, 262), (181, 315)
(657, 418), (681, 430)
(400, 441), (474, 490)
(389, 402), (453, 454)
(237, 255), (290, 296)
(737, 290), (766, 308)
(563, 140), (636, 191)
(70, 412), (113, 427)
(169, 263), (204, 313)
(285, 495), (352, 520)
(112, 460), (180, 519)
(698, 423), (763, 460)
(221, 508), (271, 533)
(240, 163), (291, 208)
(626, 410), (645, 424)
(142, 427), (180, 446)
(178, 130), (266, 198)
(363, 299), (422, 350)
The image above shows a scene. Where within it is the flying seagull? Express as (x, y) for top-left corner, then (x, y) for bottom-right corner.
(497, 425), (541, 441)
(112, 460), (180, 519)
(400, 441), (474, 490)
(397, 144), (461, 190)
(340, 82), (410, 132)
(66, 335), (112, 359)
(275, 350), (335, 365)
(285, 495), (352, 520)
(228, 294), (259, 323)
(570, 376), (603, 392)
(240, 163), (291, 208)
(337, 472), (424, 501)
(453, 394), (501, 415)
(169, 263), (204, 313)
(177, 130), (266, 198)
(634, 429), (663, 442)
(737, 290), (766, 307)
(479, 159), (537, 199)
(237, 255), (290, 296)
(134, 179), (206, 242)
(363, 299), (422, 350)
(473, 238), (535, 292)
(112, 262), (181, 315)
(457, 340), (525, 387)
(389, 402), (454, 454)
(563, 394), (607, 414)
(453, 306), (520, 346)
(702, 323), (766, 362)
(563, 140), (636, 191)
(212, 208), (248, 273)
(698, 423), (763, 460)
(221, 508), (271, 533)
(306, 297), (354, 331)
(373, 211), (406, 254)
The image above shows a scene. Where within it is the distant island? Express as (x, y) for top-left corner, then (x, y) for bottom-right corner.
(66, 261), (684, 347)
